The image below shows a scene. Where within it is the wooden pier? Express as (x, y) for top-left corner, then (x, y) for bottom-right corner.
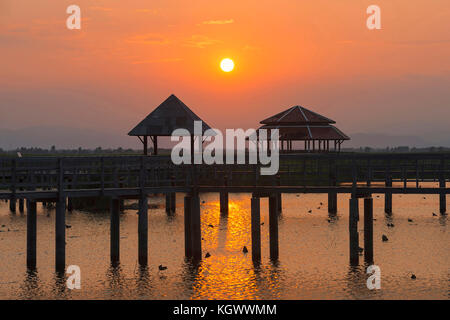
(0, 153), (448, 271)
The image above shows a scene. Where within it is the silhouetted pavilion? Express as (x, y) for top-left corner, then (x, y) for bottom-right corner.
(259, 105), (350, 152)
(128, 94), (212, 155)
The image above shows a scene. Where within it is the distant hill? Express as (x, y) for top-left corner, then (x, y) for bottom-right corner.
(346, 133), (432, 148)
(0, 126), (140, 150)
(1, 126), (449, 150)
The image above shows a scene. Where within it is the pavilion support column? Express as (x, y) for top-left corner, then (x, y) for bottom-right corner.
(364, 197), (374, 264)
(251, 196), (261, 263)
(143, 136), (148, 155)
(184, 195), (193, 258)
(190, 192), (202, 261)
(110, 197), (120, 267)
(349, 196), (359, 266)
(27, 200), (37, 270)
(269, 195), (279, 262)
(138, 194), (148, 266)
(153, 136), (158, 155)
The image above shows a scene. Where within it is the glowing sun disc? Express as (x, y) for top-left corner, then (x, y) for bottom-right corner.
(220, 58), (235, 72)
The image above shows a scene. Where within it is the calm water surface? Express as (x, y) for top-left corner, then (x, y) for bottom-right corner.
(0, 185), (448, 299)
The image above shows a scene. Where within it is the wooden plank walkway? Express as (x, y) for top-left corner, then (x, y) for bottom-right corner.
(0, 153), (448, 271)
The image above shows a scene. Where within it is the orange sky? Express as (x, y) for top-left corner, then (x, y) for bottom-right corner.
(1, 0), (450, 147)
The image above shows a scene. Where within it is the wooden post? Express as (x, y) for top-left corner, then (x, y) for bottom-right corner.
(10, 159), (16, 212)
(184, 195), (193, 258)
(27, 200), (37, 270)
(166, 193), (173, 214)
(220, 176), (229, 215)
(328, 160), (337, 214)
(439, 158), (446, 214)
(364, 197), (374, 264)
(440, 180), (446, 214)
(385, 175), (392, 214)
(138, 194), (148, 265)
(9, 197), (16, 212)
(110, 198), (120, 266)
(251, 196), (261, 263)
(19, 198), (24, 212)
(55, 200), (66, 272)
(276, 175), (282, 214)
(269, 195), (279, 261)
(55, 158), (66, 273)
(349, 196), (359, 266)
(191, 192), (202, 261)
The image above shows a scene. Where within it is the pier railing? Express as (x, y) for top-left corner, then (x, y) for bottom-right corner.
(0, 153), (449, 197)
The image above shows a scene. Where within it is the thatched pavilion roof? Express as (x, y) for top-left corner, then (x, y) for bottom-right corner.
(260, 105), (336, 125)
(128, 94), (212, 136)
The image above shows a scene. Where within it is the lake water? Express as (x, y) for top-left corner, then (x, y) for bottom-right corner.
(0, 185), (448, 300)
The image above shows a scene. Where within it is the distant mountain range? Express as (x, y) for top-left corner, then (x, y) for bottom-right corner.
(0, 126), (449, 150)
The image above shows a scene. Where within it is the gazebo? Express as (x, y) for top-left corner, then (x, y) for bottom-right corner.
(259, 105), (350, 152)
(128, 94), (212, 155)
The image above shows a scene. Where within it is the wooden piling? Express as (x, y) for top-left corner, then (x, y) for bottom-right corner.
(276, 175), (282, 213)
(251, 196), (261, 262)
(55, 200), (66, 272)
(190, 193), (202, 261)
(19, 198), (24, 212)
(269, 195), (279, 261)
(26, 200), (37, 270)
(385, 176), (392, 214)
(349, 196), (359, 266)
(9, 197), (16, 212)
(364, 197), (374, 264)
(166, 193), (174, 214)
(439, 177), (446, 214)
(220, 176), (229, 215)
(110, 198), (120, 266)
(184, 195), (193, 258)
(328, 192), (337, 214)
(138, 194), (148, 265)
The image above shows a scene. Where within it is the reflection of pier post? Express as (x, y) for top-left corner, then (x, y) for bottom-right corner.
(26, 200), (37, 270)
(349, 196), (359, 266)
(364, 197), (374, 264)
(251, 195), (261, 263)
(269, 195), (279, 261)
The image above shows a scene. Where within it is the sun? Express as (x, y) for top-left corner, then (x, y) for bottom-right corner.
(220, 58), (235, 72)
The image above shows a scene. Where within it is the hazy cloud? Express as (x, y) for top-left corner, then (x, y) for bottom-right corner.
(185, 35), (221, 48)
(128, 33), (169, 45)
(201, 19), (234, 25)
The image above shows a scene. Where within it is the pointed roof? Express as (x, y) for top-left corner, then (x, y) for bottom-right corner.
(128, 94), (213, 136)
(260, 106), (336, 125)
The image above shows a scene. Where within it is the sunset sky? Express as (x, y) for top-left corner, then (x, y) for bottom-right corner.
(1, 0), (450, 148)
